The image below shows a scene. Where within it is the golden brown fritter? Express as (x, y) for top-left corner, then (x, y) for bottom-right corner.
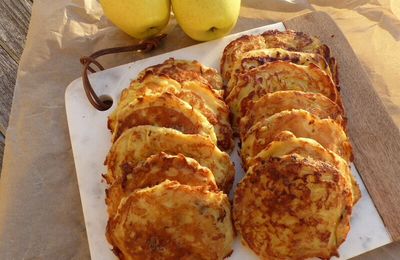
(106, 152), (218, 218)
(261, 30), (331, 61)
(233, 154), (353, 260)
(241, 109), (352, 165)
(107, 180), (234, 260)
(105, 126), (235, 193)
(251, 131), (360, 204)
(262, 30), (339, 86)
(226, 61), (339, 132)
(109, 74), (233, 151)
(220, 34), (268, 83)
(137, 58), (224, 94)
(239, 90), (345, 138)
(220, 30), (331, 83)
(111, 92), (217, 144)
(226, 48), (333, 95)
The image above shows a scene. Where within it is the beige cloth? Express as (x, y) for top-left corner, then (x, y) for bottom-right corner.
(0, 0), (399, 259)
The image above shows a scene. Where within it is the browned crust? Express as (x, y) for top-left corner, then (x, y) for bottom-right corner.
(107, 180), (234, 260)
(261, 30), (330, 61)
(225, 48), (333, 95)
(226, 61), (340, 132)
(109, 74), (234, 152)
(137, 58), (224, 93)
(241, 109), (353, 165)
(233, 154), (353, 260)
(239, 90), (345, 138)
(106, 152), (218, 218)
(220, 30), (334, 89)
(112, 93), (216, 144)
(105, 126), (235, 193)
(220, 34), (266, 83)
(250, 131), (360, 204)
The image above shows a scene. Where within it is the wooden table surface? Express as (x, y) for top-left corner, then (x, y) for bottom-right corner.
(0, 1), (399, 259)
(0, 0), (33, 171)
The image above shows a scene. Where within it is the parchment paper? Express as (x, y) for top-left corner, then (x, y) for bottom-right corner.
(0, 0), (399, 259)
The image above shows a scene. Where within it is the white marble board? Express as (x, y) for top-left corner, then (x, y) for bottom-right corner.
(65, 22), (392, 260)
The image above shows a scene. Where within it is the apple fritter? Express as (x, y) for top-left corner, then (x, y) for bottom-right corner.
(262, 30), (339, 85)
(251, 131), (360, 204)
(225, 61), (339, 131)
(233, 154), (353, 260)
(221, 34), (267, 82)
(261, 29), (331, 60)
(221, 30), (331, 83)
(107, 180), (234, 260)
(137, 58), (224, 94)
(105, 125), (235, 193)
(226, 48), (333, 94)
(239, 90), (345, 138)
(109, 74), (233, 151)
(106, 152), (218, 217)
(241, 109), (352, 165)
(111, 92), (217, 144)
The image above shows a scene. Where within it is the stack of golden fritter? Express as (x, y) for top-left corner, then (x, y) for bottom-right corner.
(104, 58), (235, 259)
(222, 30), (361, 259)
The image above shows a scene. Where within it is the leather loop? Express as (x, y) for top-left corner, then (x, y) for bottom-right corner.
(80, 34), (167, 111)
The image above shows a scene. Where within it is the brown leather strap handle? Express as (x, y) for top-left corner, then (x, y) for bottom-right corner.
(80, 34), (166, 111)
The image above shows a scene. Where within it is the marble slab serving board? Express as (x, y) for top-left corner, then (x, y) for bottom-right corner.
(65, 22), (392, 260)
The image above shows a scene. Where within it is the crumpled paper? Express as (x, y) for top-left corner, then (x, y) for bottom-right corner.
(0, 0), (399, 259)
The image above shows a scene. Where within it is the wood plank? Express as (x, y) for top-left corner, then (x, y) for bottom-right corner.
(0, 0), (32, 133)
(0, 0), (32, 173)
(0, 0), (32, 61)
(0, 134), (4, 174)
(284, 11), (400, 240)
(352, 240), (400, 259)
(0, 48), (18, 136)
